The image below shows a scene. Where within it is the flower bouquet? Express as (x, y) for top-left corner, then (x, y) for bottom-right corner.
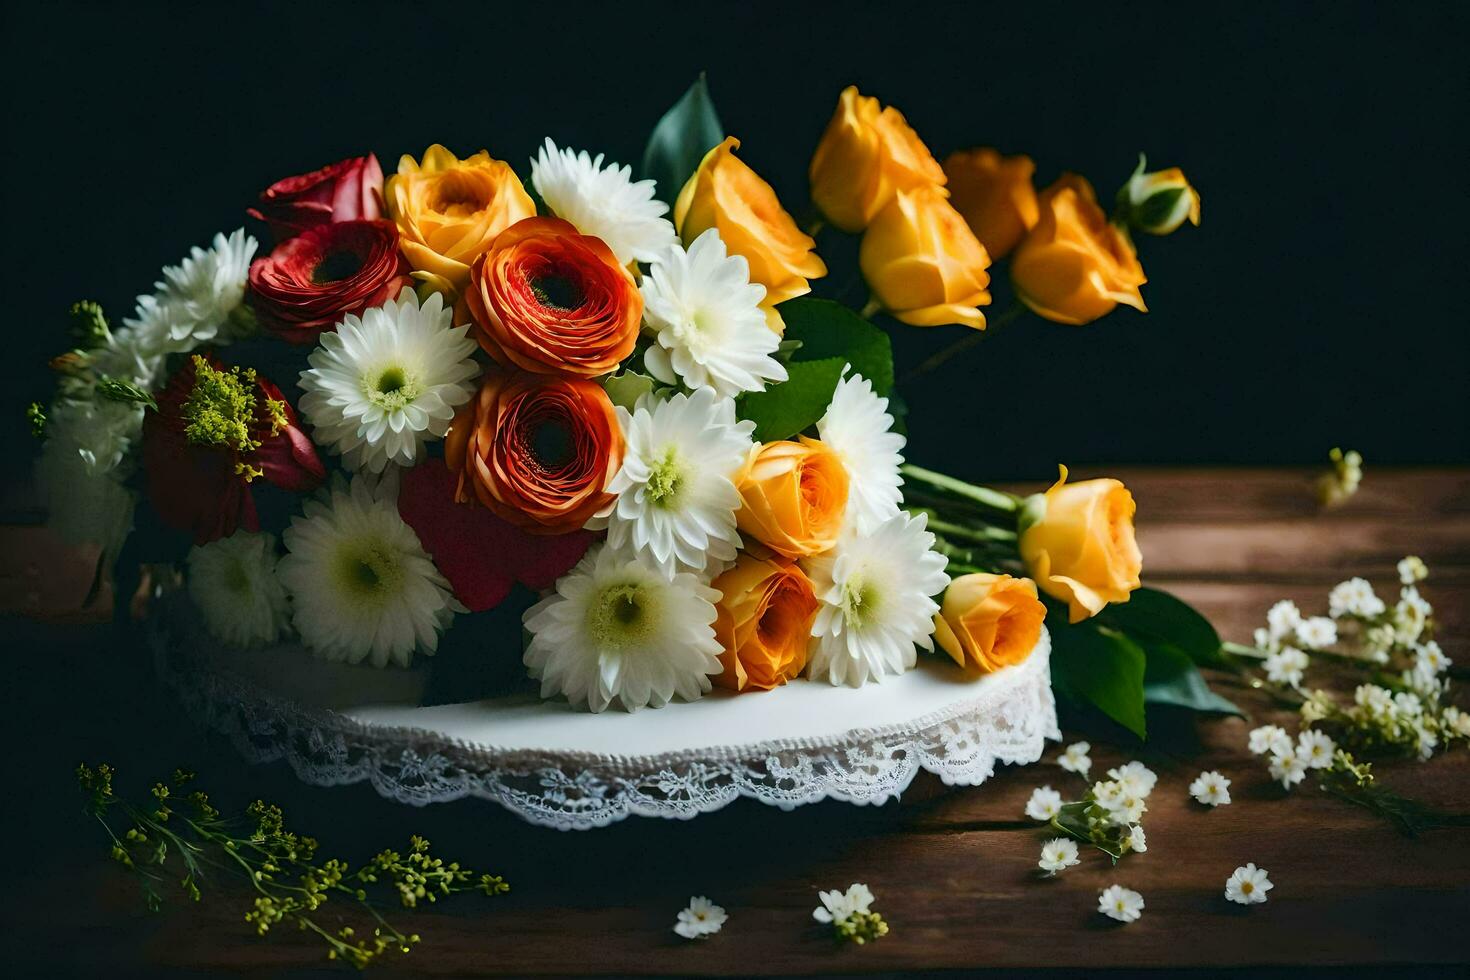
(33, 77), (1223, 824)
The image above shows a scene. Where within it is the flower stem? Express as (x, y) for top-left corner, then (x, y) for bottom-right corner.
(860, 297), (882, 320)
(898, 304), (1027, 386)
(901, 464), (1021, 514)
(916, 512), (1018, 546)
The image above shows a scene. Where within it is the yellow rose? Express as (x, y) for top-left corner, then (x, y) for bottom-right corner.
(942, 148), (1039, 260)
(808, 85), (948, 234)
(712, 554), (819, 692)
(1018, 465), (1142, 623)
(933, 573), (1046, 672)
(735, 439), (849, 558)
(1010, 174), (1146, 326)
(675, 137), (827, 333)
(859, 185), (992, 329)
(385, 144), (536, 296)
(1119, 155), (1201, 236)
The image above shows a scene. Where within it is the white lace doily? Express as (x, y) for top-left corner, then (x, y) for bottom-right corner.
(150, 597), (1059, 831)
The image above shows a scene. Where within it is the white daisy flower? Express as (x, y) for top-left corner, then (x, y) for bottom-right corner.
(1107, 761), (1159, 799)
(1328, 577), (1385, 619)
(816, 371), (905, 533)
(277, 474), (458, 668)
(673, 896), (727, 940)
(530, 138), (676, 266)
(803, 511), (949, 687)
(187, 531), (291, 648)
(1189, 770), (1232, 806)
(1058, 741), (1092, 777)
(1025, 785), (1063, 821)
(812, 882), (875, 924)
(1038, 838), (1080, 874)
(590, 387), (753, 577)
(1265, 599), (1301, 642)
(126, 228), (257, 350)
(1294, 616), (1337, 650)
(298, 288), (479, 473)
(1225, 863), (1273, 905)
(1268, 749), (1307, 789)
(1263, 646), (1309, 687)
(640, 229), (786, 399)
(1397, 555), (1427, 584)
(1127, 824), (1148, 854)
(1296, 729), (1336, 769)
(523, 541), (722, 712)
(1098, 884), (1144, 923)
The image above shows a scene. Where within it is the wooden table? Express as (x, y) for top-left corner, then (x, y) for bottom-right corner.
(7, 468), (1469, 975)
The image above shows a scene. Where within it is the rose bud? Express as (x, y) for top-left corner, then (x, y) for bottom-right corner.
(933, 573), (1046, 672)
(809, 85), (947, 234)
(735, 439), (849, 558)
(943, 148), (1040, 260)
(859, 185), (992, 329)
(1018, 465), (1142, 623)
(675, 137), (827, 333)
(444, 370), (623, 535)
(386, 144), (536, 296)
(1010, 174), (1147, 325)
(143, 354), (324, 544)
(247, 220), (413, 343)
(464, 217), (641, 378)
(1117, 155), (1201, 236)
(247, 154), (384, 240)
(712, 553), (819, 692)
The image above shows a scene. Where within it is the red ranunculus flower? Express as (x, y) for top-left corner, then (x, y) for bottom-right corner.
(143, 354), (325, 544)
(248, 219), (413, 343)
(247, 154), (384, 240)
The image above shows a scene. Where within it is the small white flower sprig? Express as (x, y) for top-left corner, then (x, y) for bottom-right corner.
(673, 896), (727, 940)
(812, 883), (888, 945)
(1026, 743), (1155, 865)
(1231, 558), (1469, 834)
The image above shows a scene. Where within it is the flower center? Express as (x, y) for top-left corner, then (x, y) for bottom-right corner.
(586, 581), (659, 648)
(312, 249), (364, 284)
(429, 174), (488, 217)
(224, 559), (252, 595)
(528, 271), (585, 311)
(645, 449), (684, 508)
(334, 539), (403, 601)
(365, 364), (422, 412)
(840, 574), (881, 627)
(527, 416), (576, 470)
(1241, 881), (1254, 894)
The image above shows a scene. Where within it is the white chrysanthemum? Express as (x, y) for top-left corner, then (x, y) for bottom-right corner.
(589, 387), (753, 577)
(530, 138), (676, 265)
(298, 289), (479, 472)
(1225, 864), (1273, 905)
(816, 371), (904, 533)
(1025, 785), (1062, 821)
(1038, 838), (1080, 874)
(125, 228), (257, 350)
(672, 897), (727, 940)
(522, 542), (722, 712)
(1058, 740), (1092, 776)
(1098, 884), (1145, 923)
(640, 229), (786, 398)
(277, 474), (458, 668)
(187, 531), (291, 648)
(803, 511), (949, 687)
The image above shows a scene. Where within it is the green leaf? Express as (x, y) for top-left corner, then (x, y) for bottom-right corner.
(776, 297), (895, 395)
(736, 357), (846, 442)
(1048, 617), (1148, 739)
(1101, 587), (1223, 666)
(1141, 642), (1243, 717)
(600, 370), (655, 412)
(641, 74), (723, 208)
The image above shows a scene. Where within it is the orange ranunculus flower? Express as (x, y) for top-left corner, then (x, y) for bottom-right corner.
(1018, 465), (1142, 623)
(444, 370), (623, 535)
(735, 439), (849, 559)
(933, 573), (1046, 673)
(1010, 174), (1147, 326)
(464, 216), (642, 378)
(711, 554), (819, 692)
(385, 144), (536, 296)
(674, 136), (827, 333)
(859, 184), (992, 330)
(942, 148), (1039, 260)
(808, 85), (948, 234)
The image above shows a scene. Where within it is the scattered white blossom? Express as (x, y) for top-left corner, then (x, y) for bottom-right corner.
(1038, 838), (1080, 874)
(1189, 771), (1232, 807)
(673, 896), (727, 940)
(812, 883), (888, 944)
(1296, 729), (1336, 769)
(1328, 577), (1385, 619)
(1025, 785), (1063, 821)
(1248, 725), (1293, 757)
(1264, 646), (1310, 687)
(1225, 863), (1273, 905)
(1316, 446), (1362, 507)
(1126, 824), (1147, 854)
(1107, 762), (1158, 799)
(1413, 641), (1449, 680)
(1294, 616), (1337, 650)
(1394, 587), (1431, 645)
(1058, 741), (1092, 777)
(1097, 884), (1145, 923)
(1092, 780), (1148, 825)
(1268, 750), (1307, 790)
(1397, 555), (1427, 585)
(1265, 600), (1301, 644)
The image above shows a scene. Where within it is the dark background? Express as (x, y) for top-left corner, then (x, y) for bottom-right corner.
(3, 0), (1468, 483)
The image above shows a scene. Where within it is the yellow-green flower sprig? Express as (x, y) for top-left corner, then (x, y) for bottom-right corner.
(76, 763), (508, 969)
(833, 909), (889, 945)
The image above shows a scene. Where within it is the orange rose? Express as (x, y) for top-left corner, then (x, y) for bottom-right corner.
(735, 439), (849, 558)
(809, 85), (947, 233)
(1018, 465), (1142, 623)
(444, 370), (623, 535)
(859, 185), (992, 329)
(933, 573), (1046, 673)
(675, 137), (827, 333)
(385, 144), (536, 295)
(711, 554), (819, 692)
(942, 148), (1039, 260)
(1010, 174), (1147, 326)
(464, 216), (642, 378)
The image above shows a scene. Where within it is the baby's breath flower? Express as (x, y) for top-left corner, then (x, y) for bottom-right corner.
(1058, 741), (1092, 777)
(1025, 785), (1062, 821)
(812, 883), (887, 945)
(1328, 577), (1385, 619)
(1266, 600), (1301, 643)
